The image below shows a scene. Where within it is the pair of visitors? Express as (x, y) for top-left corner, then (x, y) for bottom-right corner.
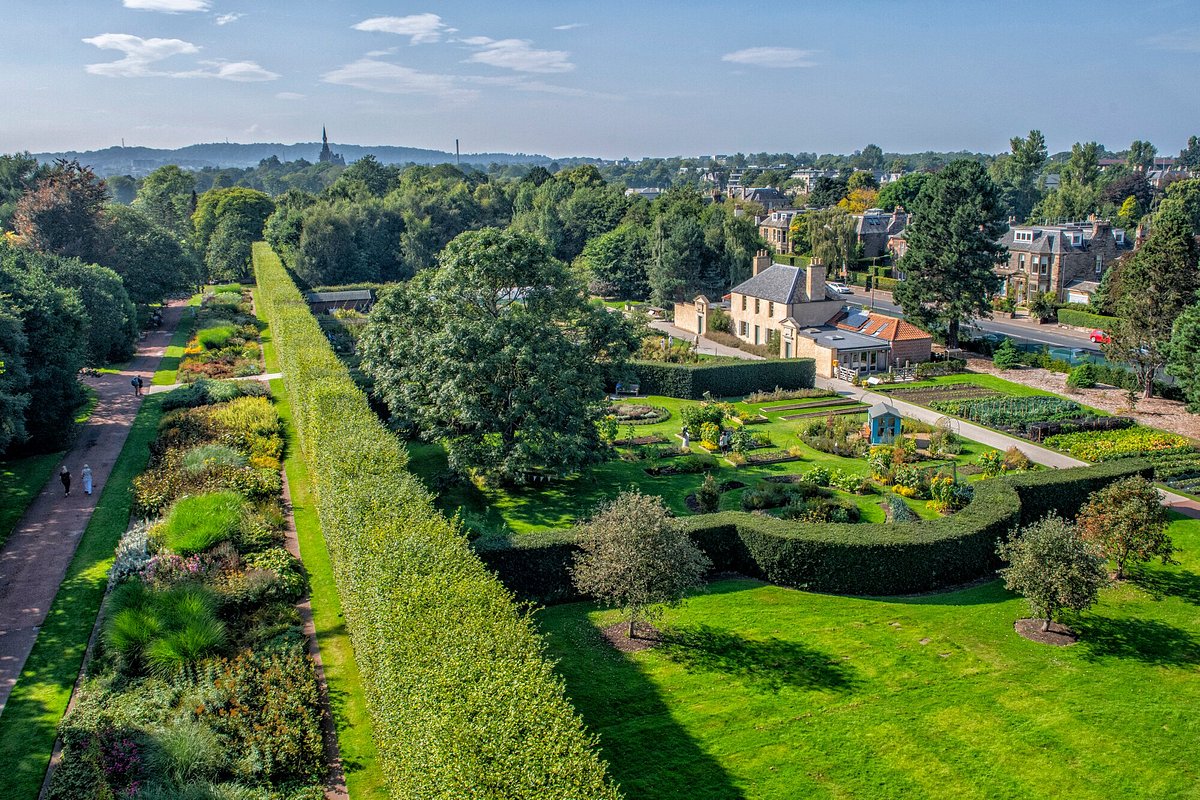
(59, 465), (93, 497)
(718, 429), (732, 454)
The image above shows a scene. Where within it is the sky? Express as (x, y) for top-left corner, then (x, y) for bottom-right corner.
(2, 0), (1199, 160)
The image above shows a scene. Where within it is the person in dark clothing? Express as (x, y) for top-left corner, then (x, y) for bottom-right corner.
(60, 466), (71, 497)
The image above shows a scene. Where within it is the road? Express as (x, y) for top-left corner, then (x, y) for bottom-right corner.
(840, 287), (1104, 354)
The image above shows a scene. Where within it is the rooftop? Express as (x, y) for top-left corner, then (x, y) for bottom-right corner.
(731, 262), (827, 304)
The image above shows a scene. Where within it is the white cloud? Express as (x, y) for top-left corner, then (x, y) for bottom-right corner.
(468, 75), (618, 101)
(83, 33), (277, 81)
(1139, 29), (1200, 52)
(182, 60), (279, 81)
(463, 37), (573, 73)
(321, 58), (477, 101)
(553, 23), (585, 31)
(275, 91), (305, 100)
(352, 13), (455, 44)
(82, 33), (199, 77)
(215, 12), (243, 25)
(122, 0), (210, 11)
(721, 47), (816, 68)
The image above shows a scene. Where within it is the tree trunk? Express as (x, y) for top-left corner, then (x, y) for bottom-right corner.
(628, 612), (637, 640)
(1144, 372), (1154, 400)
(1042, 617), (1051, 632)
(947, 319), (959, 351)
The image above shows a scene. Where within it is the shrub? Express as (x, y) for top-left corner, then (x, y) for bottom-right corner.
(182, 443), (247, 474)
(1057, 308), (1118, 330)
(196, 324), (238, 351)
(628, 359), (815, 399)
(696, 474), (720, 514)
(915, 358), (967, 378)
(886, 494), (918, 523)
(1066, 362), (1098, 390)
(254, 243), (617, 797)
(155, 491), (246, 556)
(161, 378), (270, 411)
(1003, 446), (1032, 471)
(109, 522), (153, 587)
(243, 546), (309, 603)
(103, 583), (226, 676)
(992, 338), (1020, 370)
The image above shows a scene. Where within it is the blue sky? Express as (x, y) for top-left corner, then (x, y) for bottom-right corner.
(3, 0), (1199, 159)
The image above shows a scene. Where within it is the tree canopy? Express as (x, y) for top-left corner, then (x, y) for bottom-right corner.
(998, 514), (1108, 633)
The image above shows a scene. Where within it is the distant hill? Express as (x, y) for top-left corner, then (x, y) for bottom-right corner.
(32, 142), (590, 177)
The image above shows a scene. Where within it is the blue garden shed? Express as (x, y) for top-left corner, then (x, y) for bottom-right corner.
(868, 402), (903, 445)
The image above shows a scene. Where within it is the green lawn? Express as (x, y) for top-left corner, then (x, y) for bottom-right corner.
(0, 453), (61, 549)
(0, 395), (165, 799)
(410, 395), (999, 534)
(539, 514), (1200, 800)
(875, 371), (1065, 399)
(269, 380), (384, 797)
(151, 293), (201, 385)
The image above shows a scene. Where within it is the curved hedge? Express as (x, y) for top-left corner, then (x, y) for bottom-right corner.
(475, 459), (1153, 602)
(253, 243), (618, 799)
(629, 358), (815, 399)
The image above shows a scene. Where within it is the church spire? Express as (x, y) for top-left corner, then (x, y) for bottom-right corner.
(322, 126), (328, 146)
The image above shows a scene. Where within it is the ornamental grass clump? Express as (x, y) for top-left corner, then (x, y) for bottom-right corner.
(103, 582), (227, 676)
(154, 491), (245, 556)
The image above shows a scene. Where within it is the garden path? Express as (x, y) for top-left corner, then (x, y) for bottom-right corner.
(145, 371), (283, 394)
(648, 320), (766, 360)
(0, 302), (187, 715)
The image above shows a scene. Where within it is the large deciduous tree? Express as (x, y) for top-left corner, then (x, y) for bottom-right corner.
(1126, 139), (1157, 172)
(571, 490), (711, 639)
(989, 129), (1048, 222)
(1168, 302), (1200, 411)
(0, 306), (30, 454)
(192, 187), (274, 282)
(876, 171), (929, 213)
(360, 227), (639, 481)
(807, 208), (858, 279)
(998, 514), (1108, 634)
(12, 159), (109, 264)
(134, 164), (196, 236)
(893, 160), (1006, 349)
(579, 222), (651, 299)
(1104, 200), (1200, 397)
(103, 205), (199, 303)
(1076, 477), (1172, 579)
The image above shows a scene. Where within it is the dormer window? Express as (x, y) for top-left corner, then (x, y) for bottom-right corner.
(1071, 233), (1082, 246)
(1014, 230), (1033, 243)
(1115, 230), (1125, 244)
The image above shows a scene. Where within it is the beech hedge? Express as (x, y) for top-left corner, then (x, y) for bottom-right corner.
(1056, 308), (1118, 330)
(628, 358), (815, 399)
(253, 243), (618, 799)
(475, 459), (1152, 602)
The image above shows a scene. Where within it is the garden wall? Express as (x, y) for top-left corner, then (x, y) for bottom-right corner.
(475, 459), (1152, 602)
(253, 243), (618, 800)
(630, 358), (815, 399)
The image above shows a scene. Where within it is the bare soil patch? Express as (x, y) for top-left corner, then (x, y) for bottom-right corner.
(601, 621), (663, 652)
(1014, 618), (1078, 646)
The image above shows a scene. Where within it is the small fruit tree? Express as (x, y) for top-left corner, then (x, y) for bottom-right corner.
(997, 514), (1108, 634)
(1076, 476), (1172, 579)
(571, 490), (711, 639)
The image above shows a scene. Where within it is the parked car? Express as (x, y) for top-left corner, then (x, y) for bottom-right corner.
(1089, 329), (1111, 344)
(826, 282), (853, 294)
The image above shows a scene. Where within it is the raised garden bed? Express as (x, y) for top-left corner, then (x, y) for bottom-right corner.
(609, 402), (671, 426)
(760, 397), (861, 413)
(887, 384), (1002, 405)
(729, 414), (770, 425)
(731, 452), (803, 467)
(780, 406), (867, 421)
(614, 434), (668, 446)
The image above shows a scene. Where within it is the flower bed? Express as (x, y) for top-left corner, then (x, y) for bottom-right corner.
(1043, 426), (1195, 462)
(760, 397), (861, 413)
(177, 288), (264, 383)
(49, 385), (325, 799)
(609, 402), (671, 425)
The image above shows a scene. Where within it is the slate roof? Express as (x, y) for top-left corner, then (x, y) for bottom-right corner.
(731, 263), (814, 303)
(999, 224), (1131, 256)
(868, 402), (900, 419)
(855, 210), (908, 237)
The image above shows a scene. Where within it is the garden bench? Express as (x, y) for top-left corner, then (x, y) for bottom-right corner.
(614, 382), (641, 397)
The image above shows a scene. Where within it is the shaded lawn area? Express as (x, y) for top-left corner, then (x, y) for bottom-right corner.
(409, 395), (999, 534)
(269, 379), (385, 797)
(539, 515), (1200, 800)
(0, 395), (164, 799)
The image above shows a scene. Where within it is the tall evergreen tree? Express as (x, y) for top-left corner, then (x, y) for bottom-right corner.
(893, 160), (1006, 349)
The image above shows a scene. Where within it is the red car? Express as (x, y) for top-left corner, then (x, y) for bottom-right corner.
(1089, 329), (1110, 344)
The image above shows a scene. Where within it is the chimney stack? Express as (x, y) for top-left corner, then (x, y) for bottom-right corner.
(806, 257), (827, 300)
(752, 250), (771, 276)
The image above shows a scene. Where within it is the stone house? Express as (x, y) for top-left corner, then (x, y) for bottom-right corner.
(854, 208), (909, 260)
(996, 216), (1131, 304)
(757, 209), (804, 255)
(726, 253), (842, 347)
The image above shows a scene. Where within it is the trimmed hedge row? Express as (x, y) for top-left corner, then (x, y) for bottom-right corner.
(1057, 308), (1118, 330)
(253, 243), (618, 799)
(629, 358), (815, 399)
(475, 459), (1152, 602)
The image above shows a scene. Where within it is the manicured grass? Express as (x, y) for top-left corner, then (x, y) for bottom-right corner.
(0, 452), (61, 548)
(409, 394), (999, 534)
(270, 380), (385, 797)
(539, 514), (1200, 800)
(0, 395), (165, 799)
(151, 294), (201, 385)
(877, 371), (1065, 399)
(253, 288), (281, 374)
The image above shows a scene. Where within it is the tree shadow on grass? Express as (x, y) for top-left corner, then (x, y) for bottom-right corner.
(659, 624), (859, 694)
(1130, 568), (1200, 605)
(1073, 616), (1200, 667)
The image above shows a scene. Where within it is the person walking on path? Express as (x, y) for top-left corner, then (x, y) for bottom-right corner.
(81, 464), (93, 496)
(131, 375), (144, 396)
(59, 466), (71, 497)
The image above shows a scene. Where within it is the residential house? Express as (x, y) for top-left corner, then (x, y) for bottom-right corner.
(854, 208), (909, 260)
(672, 294), (728, 337)
(996, 216), (1131, 305)
(780, 308), (933, 377)
(729, 186), (790, 210)
(624, 187), (664, 201)
(757, 209), (805, 254)
(789, 168), (839, 192)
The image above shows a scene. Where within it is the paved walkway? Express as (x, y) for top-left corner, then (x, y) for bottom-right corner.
(146, 372), (283, 394)
(0, 302), (186, 715)
(649, 320), (765, 360)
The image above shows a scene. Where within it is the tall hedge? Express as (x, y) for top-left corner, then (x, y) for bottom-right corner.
(476, 459), (1153, 602)
(629, 358), (815, 399)
(1056, 308), (1118, 330)
(252, 243), (618, 799)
